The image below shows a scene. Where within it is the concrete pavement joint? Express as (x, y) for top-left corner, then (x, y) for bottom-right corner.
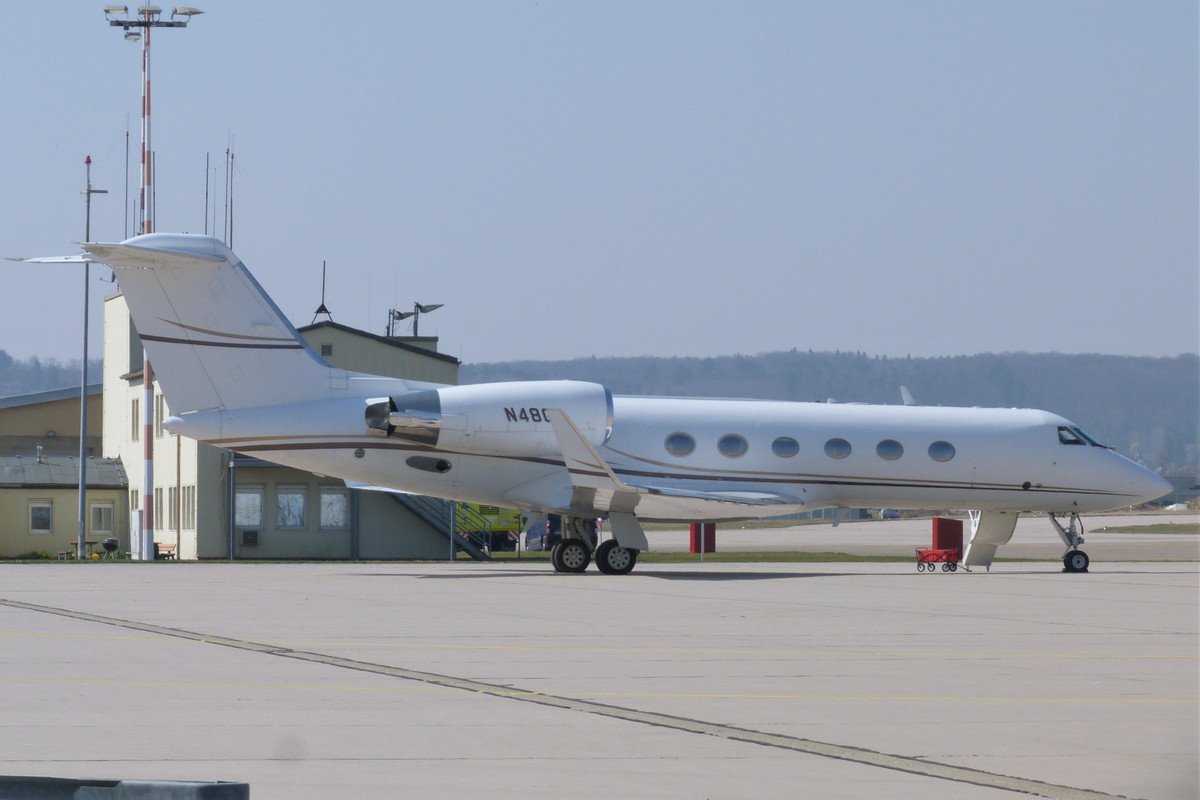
(1, 597), (1139, 800)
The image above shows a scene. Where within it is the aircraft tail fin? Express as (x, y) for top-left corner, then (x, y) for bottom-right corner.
(84, 233), (343, 413)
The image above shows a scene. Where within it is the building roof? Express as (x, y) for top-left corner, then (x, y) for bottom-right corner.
(298, 321), (461, 365)
(0, 456), (127, 489)
(0, 384), (103, 410)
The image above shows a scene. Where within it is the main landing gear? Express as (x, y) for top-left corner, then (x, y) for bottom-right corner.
(549, 516), (640, 575)
(1050, 513), (1090, 573)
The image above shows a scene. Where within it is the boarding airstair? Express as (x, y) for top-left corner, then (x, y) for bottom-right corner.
(388, 494), (492, 561)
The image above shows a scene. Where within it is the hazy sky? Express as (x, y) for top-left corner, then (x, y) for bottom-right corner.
(2, 1), (1196, 368)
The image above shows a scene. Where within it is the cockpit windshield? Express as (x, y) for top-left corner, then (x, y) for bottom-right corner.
(1058, 426), (1109, 448)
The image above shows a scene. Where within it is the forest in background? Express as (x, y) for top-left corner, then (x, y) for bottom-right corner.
(0, 351), (99, 398)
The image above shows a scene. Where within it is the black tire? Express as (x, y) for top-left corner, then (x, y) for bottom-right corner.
(558, 539), (591, 573)
(1063, 549), (1090, 573)
(949, 563), (957, 572)
(916, 562), (925, 572)
(595, 539), (638, 575)
(941, 562), (951, 572)
(550, 541), (566, 572)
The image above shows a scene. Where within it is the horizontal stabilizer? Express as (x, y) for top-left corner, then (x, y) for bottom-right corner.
(9, 254), (104, 264)
(84, 240), (227, 268)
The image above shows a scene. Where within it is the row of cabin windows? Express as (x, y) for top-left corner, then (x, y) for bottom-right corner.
(664, 433), (957, 463)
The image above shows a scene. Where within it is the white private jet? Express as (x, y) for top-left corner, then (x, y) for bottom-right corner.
(20, 234), (1171, 574)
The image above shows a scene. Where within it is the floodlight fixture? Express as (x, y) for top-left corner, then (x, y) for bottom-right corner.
(416, 303), (444, 314)
(124, 30), (141, 40)
(103, 5), (128, 15)
(172, 5), (203, 17)
(137, 5), (163, 15)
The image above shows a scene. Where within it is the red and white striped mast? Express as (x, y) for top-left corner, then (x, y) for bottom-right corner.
(104, 4), (203, 558)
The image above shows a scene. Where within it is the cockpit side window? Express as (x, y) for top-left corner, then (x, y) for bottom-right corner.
(1071, 426), (1109, 448)
(1058, 426), (1086, 445)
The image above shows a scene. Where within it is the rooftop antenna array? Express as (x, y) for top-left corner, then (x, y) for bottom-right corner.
(386, 302), (443, 338)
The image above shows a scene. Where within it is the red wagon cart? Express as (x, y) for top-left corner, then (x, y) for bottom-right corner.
(915, 517), (966, 572)
(915, 547), (961, 572)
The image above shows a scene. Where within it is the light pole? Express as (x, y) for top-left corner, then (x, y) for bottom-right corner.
(103, 4), (203, 559)
(78, 156), (107, 560)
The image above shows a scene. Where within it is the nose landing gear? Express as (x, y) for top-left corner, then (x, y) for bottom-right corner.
(1050, 513), (1089, 573)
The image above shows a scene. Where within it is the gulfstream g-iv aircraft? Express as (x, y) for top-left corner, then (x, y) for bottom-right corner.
(21, 234), (1171, 574)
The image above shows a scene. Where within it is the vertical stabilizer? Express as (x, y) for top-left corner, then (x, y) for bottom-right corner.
(85, 233), (343, 413)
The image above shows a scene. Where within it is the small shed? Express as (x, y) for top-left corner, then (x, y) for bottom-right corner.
(0, 455), (129, 558)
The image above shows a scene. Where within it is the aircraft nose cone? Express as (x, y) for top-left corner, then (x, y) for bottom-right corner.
(1140, 471), (1174, 505)
(1128, 463), (1173, 505)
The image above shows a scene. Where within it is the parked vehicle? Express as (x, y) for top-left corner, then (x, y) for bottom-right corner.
(524, 514), (598, 551)
(457, 503), (524, 552)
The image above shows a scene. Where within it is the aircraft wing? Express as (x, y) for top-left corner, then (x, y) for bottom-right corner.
(546, 408), (805, 521)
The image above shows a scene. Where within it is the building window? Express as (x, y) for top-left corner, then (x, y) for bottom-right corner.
(277, 486), (306, 529)
(772, 436), (799, 458)
(155, 394), (166, 438)
(183, 485), (196, 530)
(154, 488), (164, 529)
(29, 501), (52, 534)
(131, 398), (140, 442)
(717, 434), (748, 458)
(235, 487), (264, 528)
(90, 502), (114, 535)
(928, 441), (956, 462)
(319, 488), (349, 530)
(876, 439), (904, 461)
(320, 343), (333, 357)
(664, 432), (696, 457)
(130, 489), (139, 512)
(824, 438), (852, 459)
(168, 487), (177, 529)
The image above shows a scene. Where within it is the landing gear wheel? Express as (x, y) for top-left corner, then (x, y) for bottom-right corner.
(1063, 549), (1090, 573)
(595, 539), (638, 575)
(556, 539), (591, 573)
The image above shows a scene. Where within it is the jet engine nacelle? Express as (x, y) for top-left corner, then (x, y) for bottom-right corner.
(366, 380), (613, 458)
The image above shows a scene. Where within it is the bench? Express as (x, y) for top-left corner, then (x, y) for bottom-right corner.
(154, 542), (178, 560)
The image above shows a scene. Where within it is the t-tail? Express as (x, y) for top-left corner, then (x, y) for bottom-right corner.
(84, 233), (361, 414)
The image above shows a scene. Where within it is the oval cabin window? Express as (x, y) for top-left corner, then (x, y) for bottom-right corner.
(824, 438), (852, 459)
(718, 434), (748, 458)
(664, 432), (696, 457)
(772, 437), (799, 458)
(928, 441), (956, 462)
(876, 439), (904, 461)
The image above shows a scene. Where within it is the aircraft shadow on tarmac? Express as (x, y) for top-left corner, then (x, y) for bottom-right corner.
(353, 566), (1196, 581)
(356, 569), (866, 581)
